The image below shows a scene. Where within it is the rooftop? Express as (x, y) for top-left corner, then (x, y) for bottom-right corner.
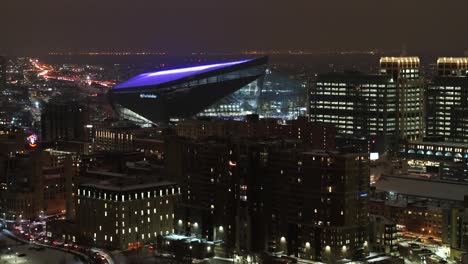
(114, 59), (253, 89)
(316, 72), (394, 82)
(407, 139), (468, 148)
(81, 180), (176, 192)
(380, 57), (420, 63)
(302, 149), (365, 157)
(374, 175), (468, 202)
(437, 57), (468, 64)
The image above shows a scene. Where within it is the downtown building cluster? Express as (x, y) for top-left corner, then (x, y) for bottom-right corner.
(312, 56), (468, 262)
(0, 55), (467, 263)
(311, 57), (423, 154)
(164, 116), (370, 263)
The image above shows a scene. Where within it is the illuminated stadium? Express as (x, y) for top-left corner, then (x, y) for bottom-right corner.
(109, 56), (307, 124)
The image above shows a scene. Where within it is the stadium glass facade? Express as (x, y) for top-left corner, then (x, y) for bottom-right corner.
(198, 69), (307, 120)
(110, 57), (307, 124)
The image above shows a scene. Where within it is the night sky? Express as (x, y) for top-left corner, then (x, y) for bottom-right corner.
(2, 0), (468, 55)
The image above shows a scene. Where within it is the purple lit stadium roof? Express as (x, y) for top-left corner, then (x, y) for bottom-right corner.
(114, 59), (253, 89)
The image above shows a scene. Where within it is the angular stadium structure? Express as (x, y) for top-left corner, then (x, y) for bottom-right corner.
(109, 57), (268, 124)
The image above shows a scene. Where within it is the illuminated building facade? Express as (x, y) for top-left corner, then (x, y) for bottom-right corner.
(310, 72), (397, 153)
(401, 140), (468, 181)
(256, 70), (307, 119)
(407, 58), (468, 182)
(94, 127), (135, 152)
(76, 180), (180, 250)
(199, 70), (307, 120)
(427, 57), (468, 143)
(166, 130), (367, 262)
(110, 57), (310, 123)
(379, 57), (424, 141)
(437, 57), (468, 76)
(110, 58), (268, 124)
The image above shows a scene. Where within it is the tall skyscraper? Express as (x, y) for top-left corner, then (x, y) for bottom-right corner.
(436, 57), (468, 76)
(310, 57), (424, 152)
(310, 72), (398, 153)
(379, 57), (424, 141)
(426, 57), (468, 142)
(41, 101), (90, 142)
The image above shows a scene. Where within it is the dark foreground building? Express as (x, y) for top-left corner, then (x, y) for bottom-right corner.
(41, 101), (90, 142)
(109, 57), (268, 124)
(165, 120), (369, 262)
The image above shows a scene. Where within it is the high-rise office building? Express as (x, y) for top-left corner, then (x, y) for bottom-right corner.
(310, 57), (424, 153)
(436, 57), (468, 77)
(379, 57), (424, 141)
(41, 101), (90, 142)
(426, 57), (468, 142)
(110, 57), (307, 123)
(310, 72), (397, 153)
(94, 126), (135, 152)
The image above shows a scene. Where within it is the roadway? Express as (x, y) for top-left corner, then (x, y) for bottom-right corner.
(0, 231), (85, 264)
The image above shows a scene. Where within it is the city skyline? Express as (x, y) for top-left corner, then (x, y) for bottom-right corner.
(2, 1), (468, 263)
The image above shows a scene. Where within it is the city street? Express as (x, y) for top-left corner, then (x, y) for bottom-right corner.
(0, 232), (85, 264)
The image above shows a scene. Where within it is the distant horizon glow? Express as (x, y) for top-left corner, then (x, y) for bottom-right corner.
(114, 59), (253, 89)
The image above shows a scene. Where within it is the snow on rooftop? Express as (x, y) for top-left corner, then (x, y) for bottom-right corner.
(374, 175), (468, 202)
